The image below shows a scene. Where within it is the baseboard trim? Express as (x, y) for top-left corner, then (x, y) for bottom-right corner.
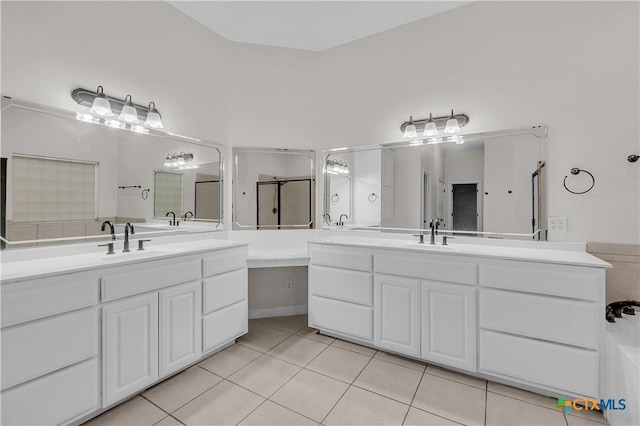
(249, 305), (308, 319)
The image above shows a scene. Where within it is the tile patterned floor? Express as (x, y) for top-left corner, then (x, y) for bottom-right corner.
(84, 315), (609, 426)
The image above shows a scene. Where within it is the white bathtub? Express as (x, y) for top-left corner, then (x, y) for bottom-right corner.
(605, 315), (639, 426)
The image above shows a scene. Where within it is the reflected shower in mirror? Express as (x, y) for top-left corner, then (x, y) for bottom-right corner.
(323, 127), (546, 239)
(1, 97), (224, 247)
(233, 148), (315, 230)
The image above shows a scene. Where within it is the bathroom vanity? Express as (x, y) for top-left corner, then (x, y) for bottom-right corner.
(0, 239), (248, 426)
(307, 235), (610, 400)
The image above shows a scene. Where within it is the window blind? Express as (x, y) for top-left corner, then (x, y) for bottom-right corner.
(12, 155), (98, 222)
(154, 171), (183, 217)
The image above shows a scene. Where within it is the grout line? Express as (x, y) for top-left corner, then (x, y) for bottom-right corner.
(485, 389), (560, 412)
(484, 382), (488, 425)
(234, 397), (269, 425)
(144, 374), (226, 416)
(402, 369), (426, 425)
(140, 394), (173, 416)
(266, 398), (328, 425)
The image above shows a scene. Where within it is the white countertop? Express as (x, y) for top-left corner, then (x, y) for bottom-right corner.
(309, 235), (611, 268)
(1, 239), (248, 283)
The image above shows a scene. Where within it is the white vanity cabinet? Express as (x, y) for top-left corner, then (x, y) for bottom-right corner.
(308, 241), (607, 399)
(308, 246), (374, 342)
(1, 272), (101, 426)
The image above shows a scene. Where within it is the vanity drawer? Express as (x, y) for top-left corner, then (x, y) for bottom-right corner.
(310, 245), (373, 272)
(1, 358), (99, 426)
(203, 268), (247, 314)
(203, 300), (248, 352)
(375, 251), (477, 285)
(1, 308), (99, 390)
(309, 296), (373, 342)
(203, 247), (247, 277)
(480, 289), (599, 349)
(479, 330), (598, 397)
(309, 266), (373, 306)
(1, 272), (99, 328)
(101, 258), (201, 302)
(478, 260), (602, 301)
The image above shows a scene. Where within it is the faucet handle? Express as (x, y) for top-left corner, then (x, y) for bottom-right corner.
(442, 236), (454, 246)
(137, 239), (151, 251)
(412, 234), (425, 244)
(98, 242), (115, 255)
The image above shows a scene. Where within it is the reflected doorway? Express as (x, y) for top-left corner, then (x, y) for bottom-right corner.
(451, 183), (478, 232)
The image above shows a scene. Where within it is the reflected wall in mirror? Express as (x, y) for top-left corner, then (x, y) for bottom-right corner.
(233, 148), (315, 229)
(323, 127), (546, 239)
(0, 98), (223, 247)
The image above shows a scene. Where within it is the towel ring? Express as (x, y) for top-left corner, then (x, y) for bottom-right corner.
(368, 193), (378, 203)
(141, 188), (150, 200)
(563, 168), (595, 194)
(331, 193), (339, 202)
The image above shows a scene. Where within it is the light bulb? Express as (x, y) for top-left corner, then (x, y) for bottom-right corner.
(164, 155), (172, 167)
(144, 101), (164, 128)
(403, 116), (418, 138)
(118, 95), (139, 123)
(444, 109), (460, 134)
(90, 86), (113, 116)
(171, 154), (178, 167)
(177, 152), (186, 165)
(423, 113), (438, 137)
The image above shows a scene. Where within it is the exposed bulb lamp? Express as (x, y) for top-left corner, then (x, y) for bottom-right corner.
(422, 113), (438, 137)
(326, 159), (349, 175)
(444, 109), (460, 134)
(90, 85), (113, 116)
(118, 95), (139, 123)
(403, 116), (418, 138)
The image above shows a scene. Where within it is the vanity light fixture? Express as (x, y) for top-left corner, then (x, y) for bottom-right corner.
(164, 152), (198, 170)
(89, 86), (113, 116)
(400, 110), (469, 137)
(144, 102), (163, 129)
(402, 116), (418, 138)
(118, 95), (139, 123)
(326, 159), (349, 175)
(72, 87), (164, 129)
(444, 109), (461, 134)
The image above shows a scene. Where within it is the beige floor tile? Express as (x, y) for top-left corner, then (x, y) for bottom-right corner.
(324, 386), (409, 426)
(267, 335), (328, 366)
(262, 314), (309, 334)
(354, 358), (423, 404)
(296, 327), (336, 344)
(228, 354), (302, 397)
(403, 407), (461, 426)
(566, 409), (608, 424)
(486, 392), (567, 425)
(487, 382), (558, 410)
(199, 344), (262, 377)
(566, 413), (609, 425)
(248, 317), (270, 331)
(153, 416), (183, 426)
(142, 366), (222, 413)
(374, 351), (426, 372)
(307, 345), (371, 383)
(413, 374), (486, 426)
(238, 325), (291, 352)
(271, 369), (349, 422)
(331, 339), (377, 357)
(172, 380), (264, 426)
(425, 364), (486, 389)
(239, 400), (319, 425)
(84, 396), (167, 426)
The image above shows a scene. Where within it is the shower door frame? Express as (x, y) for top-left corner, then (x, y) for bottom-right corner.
(256, 178), (313, 229)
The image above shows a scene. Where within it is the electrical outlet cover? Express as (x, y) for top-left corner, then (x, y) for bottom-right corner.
(547, 216), (567, 233)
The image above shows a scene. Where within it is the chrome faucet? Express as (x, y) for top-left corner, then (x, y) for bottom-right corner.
(322, 213), (332, 226)
(339, 214), (349, 227)
(166, 211), (176, 226)
(123, 223), (135, 252)
(183, 211), (193, 221)
(101, 220), (115, 240)
(429, 219), (439, 245)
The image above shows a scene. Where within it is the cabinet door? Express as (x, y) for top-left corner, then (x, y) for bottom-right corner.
(103, 293), (158, 407)
(421, 281), (476, 371)
(374, 275), (421, 357)
(160, 281), (202, 378)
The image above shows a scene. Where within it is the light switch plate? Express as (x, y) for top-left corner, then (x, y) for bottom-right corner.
(548, 216), (567, 233)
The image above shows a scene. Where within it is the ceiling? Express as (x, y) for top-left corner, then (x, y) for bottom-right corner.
(168, 1), (469, 52)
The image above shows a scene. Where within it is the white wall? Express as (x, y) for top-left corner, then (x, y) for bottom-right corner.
(2, 1), (638, 244)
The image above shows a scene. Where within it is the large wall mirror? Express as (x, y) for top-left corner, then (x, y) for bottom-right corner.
(323, 127), (547, 240)
(1, 97), (223, 247)
(233, 148), (315, 230)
